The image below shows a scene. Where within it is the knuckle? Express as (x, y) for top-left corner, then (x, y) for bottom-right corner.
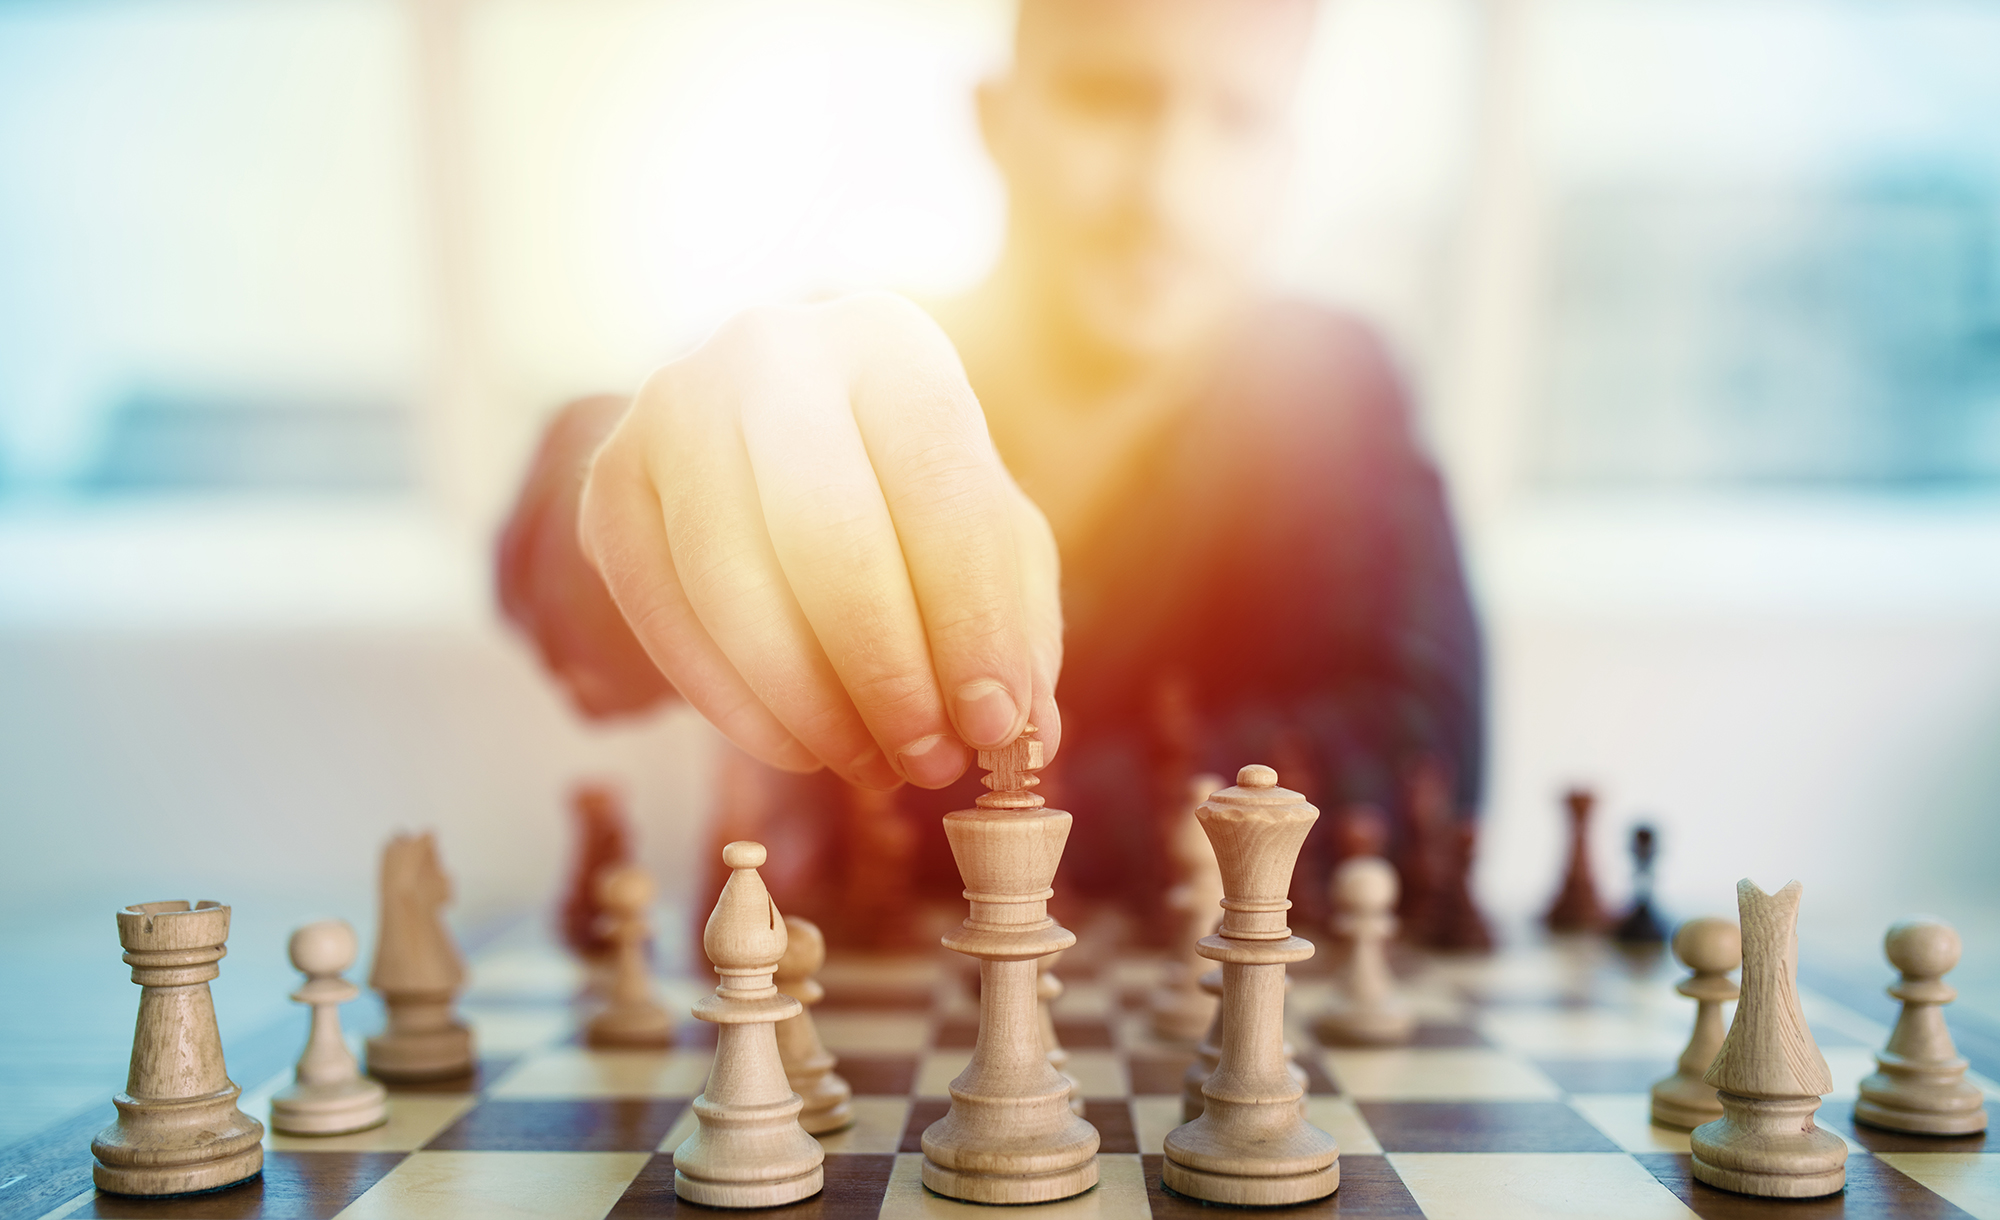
(843, 665), (940, 724)
(926, 598), (1014, 655)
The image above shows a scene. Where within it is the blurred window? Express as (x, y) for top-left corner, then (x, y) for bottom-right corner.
(1528, 0), (2000, 489)
(0, 0), (426, 498)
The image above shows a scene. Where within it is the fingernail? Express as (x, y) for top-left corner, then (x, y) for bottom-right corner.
(849, 747), (902, 792)
(898, 734), (969, 789)
(954, 680), (1021, 750)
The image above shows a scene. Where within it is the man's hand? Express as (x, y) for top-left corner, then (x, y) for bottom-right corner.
(499, 394), (677, 720)
(578, 293), (1063, 790)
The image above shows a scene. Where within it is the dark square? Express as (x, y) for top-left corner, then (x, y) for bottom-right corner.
(1054, 1019), (1117, 1049)
(1142, 1153), (1421, 1217)
(1818, 1099), (1991, 1154)
(1085, 1100), (1138, 1153)
(1637, 1151), (1976, 1219)
(1356, 1101), (1621, 1153)
(933, 1017), (979, 1049)
(1299, 1055), (1340, 1096)
(426, 1099), (686, 1152)
(608, 1152), (896, 1219)
(1531, 1057), (1673, 1094)
(77, 1151), (406, 1219)
(1407, 1024), (1491, 1049)
(838, 1054), (919, 1096)
(901, 1099), (953, 1152)
(1130, 1053), (1196, 1096)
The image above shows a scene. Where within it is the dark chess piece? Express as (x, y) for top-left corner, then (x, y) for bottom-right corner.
(1544, 787), (1607, 933)
(1431, 821), (1495, 952)
(560, 782), (634, 966)
(1393, 759), (1449, 944)
(1614, 824), (1668, 944)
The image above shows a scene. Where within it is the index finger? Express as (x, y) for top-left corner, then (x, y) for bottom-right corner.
(833, 298), (1037, 752)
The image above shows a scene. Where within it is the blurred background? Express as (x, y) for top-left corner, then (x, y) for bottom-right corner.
(4, 0), (2000, 1146)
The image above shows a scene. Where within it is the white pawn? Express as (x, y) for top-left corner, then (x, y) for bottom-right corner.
(1650, 917), (1740, 1130)
(273, 920), (389, 1135)
(674, 841), (824, 1208)
(1314, 857), (1414, 1046)
(586, 866), (675, 1048)
(1855, 918), (1988, 1135)
(1149, 774), (1226, 1041)
(774, 916), (853, 1134)
(1037, 952), (1085, 1117)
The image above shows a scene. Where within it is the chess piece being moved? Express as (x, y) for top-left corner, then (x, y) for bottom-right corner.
(674, 842), (824, 1207)
(921, 728), (1100, 1204)
(367, 833), (476, 1080)
(560, 782), (634, 993)
(586, 865), (674, 1047)
(1650, 916), (1739, 1130)
(272, 919), (388, 1135)
(1854, 918), (1988, 1135)
(1614, 825), (1668, 944)
(91, 901), (264, 1195)
(774, 915), (854, 1134)
(1690, 879), (1845, 1198)
(1037, 952), (1086, 1116)
(1149, 773), (1225, 1041)
(1164, 765), (1340, 1205)
(1544, 787), (1607, 932)
(1314, 856), (1414, 1046)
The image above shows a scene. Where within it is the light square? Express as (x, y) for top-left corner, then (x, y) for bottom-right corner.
(1305, 1095), (1383, 1155)
(269, 1096), (478, 1153)
(1876, 1152), (2000, 1220)
(332, 1150), (649, 1220)
(1388, 1152), (1700, 1219)
(1478, 1006), (1688, 1059)
(1131, 1096), (1183, 1154)
(465, 948), (585, 1002)
(487, 1047), (712, 1099)
(1053, 981), (1116, 1018)
(1566, 1093), (1692, 1153)
(1823, 1045), (1887, 1099)
(816, 1097), (914, 1155)
(1104, 959), (1170, 992)
(1066, 1050), (1130, 1098)
(1111, 1013), (1198, 1056)
(878, 1152), (1147, 1220)
(1323, 1047), (1563, 1100)
(815, 1011), (935, 1053)
(917, 1051), (972, 1097)
(458, 1006), (577, 1056)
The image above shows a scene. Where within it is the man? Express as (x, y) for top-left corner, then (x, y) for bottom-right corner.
(499, 0), (1483, 945)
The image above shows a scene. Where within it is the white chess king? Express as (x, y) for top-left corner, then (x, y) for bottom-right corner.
(920, 727), (1101, 1204)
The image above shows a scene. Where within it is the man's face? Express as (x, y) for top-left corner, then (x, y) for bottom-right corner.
(985, 0), (1313, 366)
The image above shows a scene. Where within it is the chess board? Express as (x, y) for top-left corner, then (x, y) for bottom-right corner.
(17, 926), (2000, 1220)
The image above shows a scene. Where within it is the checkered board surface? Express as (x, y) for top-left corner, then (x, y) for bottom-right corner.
(28, 929), (2000, 1220)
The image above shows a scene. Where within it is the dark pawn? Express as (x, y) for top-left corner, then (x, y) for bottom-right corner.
(1613, 824), (1668, 944)
(560, 782), (634, 964)
(1544, 787), (1607, 933)
(1431, 821), (1496, 952)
